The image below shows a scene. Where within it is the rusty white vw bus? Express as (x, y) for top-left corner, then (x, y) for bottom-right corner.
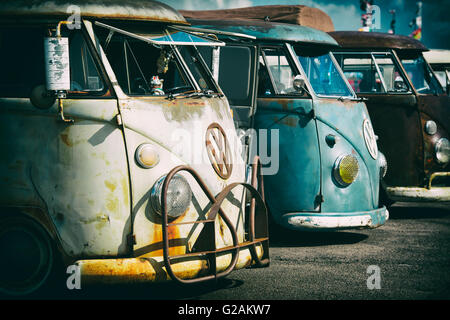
(0, 0), (269, 295)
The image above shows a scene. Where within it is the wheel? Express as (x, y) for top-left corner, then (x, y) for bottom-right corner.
(0, 216), (54, 296)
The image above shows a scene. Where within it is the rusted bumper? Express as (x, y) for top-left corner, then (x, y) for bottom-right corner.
(75, 245), (264, 285)
(386, 186), (450, 202)
(281, 206), (389, 231)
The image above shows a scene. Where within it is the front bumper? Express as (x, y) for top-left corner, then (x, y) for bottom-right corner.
(281, 206), (389, 231)
(76, 245), (264, 286)
(386, 186), (450, 202)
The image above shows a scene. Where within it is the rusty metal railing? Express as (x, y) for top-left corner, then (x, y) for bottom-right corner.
(160, 156), (269, 284)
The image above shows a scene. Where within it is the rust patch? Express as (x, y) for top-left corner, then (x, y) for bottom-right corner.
(273, 116), (298, 127)
(121, 176), (130, 207)
(186, 101), (206, 106)
(104, 180), (117, 192)
(145, 223), (184, 258)
(137, 208), (190, 258)
(60, 133), (72, 147)
(106, 196), (119, 214)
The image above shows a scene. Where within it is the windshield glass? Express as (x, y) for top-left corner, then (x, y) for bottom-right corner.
(296, 50), (353, 97)
(401, 56), (443, 94)
(334, 52), (411, 94)
(93, 24), (218, 96)
(434, 70), (447, 88)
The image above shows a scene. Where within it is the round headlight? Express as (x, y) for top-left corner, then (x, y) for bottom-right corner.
(378, 152), (388, 178)
(425, 120), (437, 135)
(333, 154), (359, 187)
(151, 174), (192, 219)
(435, 138), (450, 165)
(135, 144), (159, 169)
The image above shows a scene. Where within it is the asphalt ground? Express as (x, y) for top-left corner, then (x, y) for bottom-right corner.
(2, 202), (450, 302)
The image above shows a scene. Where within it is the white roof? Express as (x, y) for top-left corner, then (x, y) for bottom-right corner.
(423, 49), (450, 64)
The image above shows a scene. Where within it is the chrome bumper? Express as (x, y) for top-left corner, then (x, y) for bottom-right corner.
(386, 186), (450, 202)
(281, 206), (389, 231)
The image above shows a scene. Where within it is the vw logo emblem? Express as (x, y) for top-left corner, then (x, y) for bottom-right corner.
(205, 123), (233, 180)
(363, 119), (378, 160)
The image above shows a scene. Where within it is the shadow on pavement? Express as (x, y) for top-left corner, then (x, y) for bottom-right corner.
(4, 277), (244, 300)
(268, 226), (368, 248)
(388, 202), (450, 220)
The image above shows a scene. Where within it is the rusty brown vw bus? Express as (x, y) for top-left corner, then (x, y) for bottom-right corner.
(330, 32), (450, 204)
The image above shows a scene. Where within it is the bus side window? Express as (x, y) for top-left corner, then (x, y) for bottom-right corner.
(0, 27), (45, 98)
(68, 31), (105, 94)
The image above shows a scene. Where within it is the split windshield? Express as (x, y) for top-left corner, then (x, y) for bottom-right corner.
(334, 52), (411, 94)
(294, 48), (353, 97)
(401, 55), (444, 94)
(93, 23), (219, 96)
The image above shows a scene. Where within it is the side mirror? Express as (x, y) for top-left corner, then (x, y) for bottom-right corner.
(293, 74), (307, 94)
(394, 76), (407, 92)
(30, 84), (56, 109)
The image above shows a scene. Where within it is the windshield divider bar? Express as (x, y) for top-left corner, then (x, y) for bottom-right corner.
(371, 53), (388, 93)
(391, 49), (418, 96)
(329, 52), (357, 98)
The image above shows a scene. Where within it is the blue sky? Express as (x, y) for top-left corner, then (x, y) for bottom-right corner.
(164, 0), (450, 49)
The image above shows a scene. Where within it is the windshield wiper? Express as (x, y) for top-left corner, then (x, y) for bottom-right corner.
(167, 90), (223, 100)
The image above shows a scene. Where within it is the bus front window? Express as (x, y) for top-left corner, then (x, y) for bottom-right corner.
(401, 55), (444, 95)
(295, 48), (353, 98)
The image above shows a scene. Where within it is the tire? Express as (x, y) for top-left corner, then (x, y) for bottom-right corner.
(0, 216), (55, 296)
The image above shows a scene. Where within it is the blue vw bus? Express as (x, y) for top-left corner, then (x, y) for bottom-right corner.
(180, 11), (389, 231)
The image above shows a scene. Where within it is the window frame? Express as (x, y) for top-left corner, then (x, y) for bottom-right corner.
(93, 21), (222, 98)
(259, 44), (309, 98)
(294, 49), (357, 99)
(65, 26), (112, 98)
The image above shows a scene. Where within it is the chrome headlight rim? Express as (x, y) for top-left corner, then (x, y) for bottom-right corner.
(363, 119), (378, 160)
(150, 174), (192, 219)
(333, 154), (360, 187)
(378, 151), (388, 178)
(435, 137), (450, 165)
(425, 120), (437, 135)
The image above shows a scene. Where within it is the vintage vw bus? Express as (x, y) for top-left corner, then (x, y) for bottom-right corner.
(0, 1), (269, 295)
(330, 32), (450, 204)
(181, 7), (389, 231)
(423, 49), (450, 95)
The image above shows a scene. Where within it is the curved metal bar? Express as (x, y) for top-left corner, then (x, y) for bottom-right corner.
(160, 165), (269, 284)
(248, 156), (270, 268)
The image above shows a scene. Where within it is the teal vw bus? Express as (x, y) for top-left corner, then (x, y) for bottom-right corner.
(182, 7), (389, 231)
